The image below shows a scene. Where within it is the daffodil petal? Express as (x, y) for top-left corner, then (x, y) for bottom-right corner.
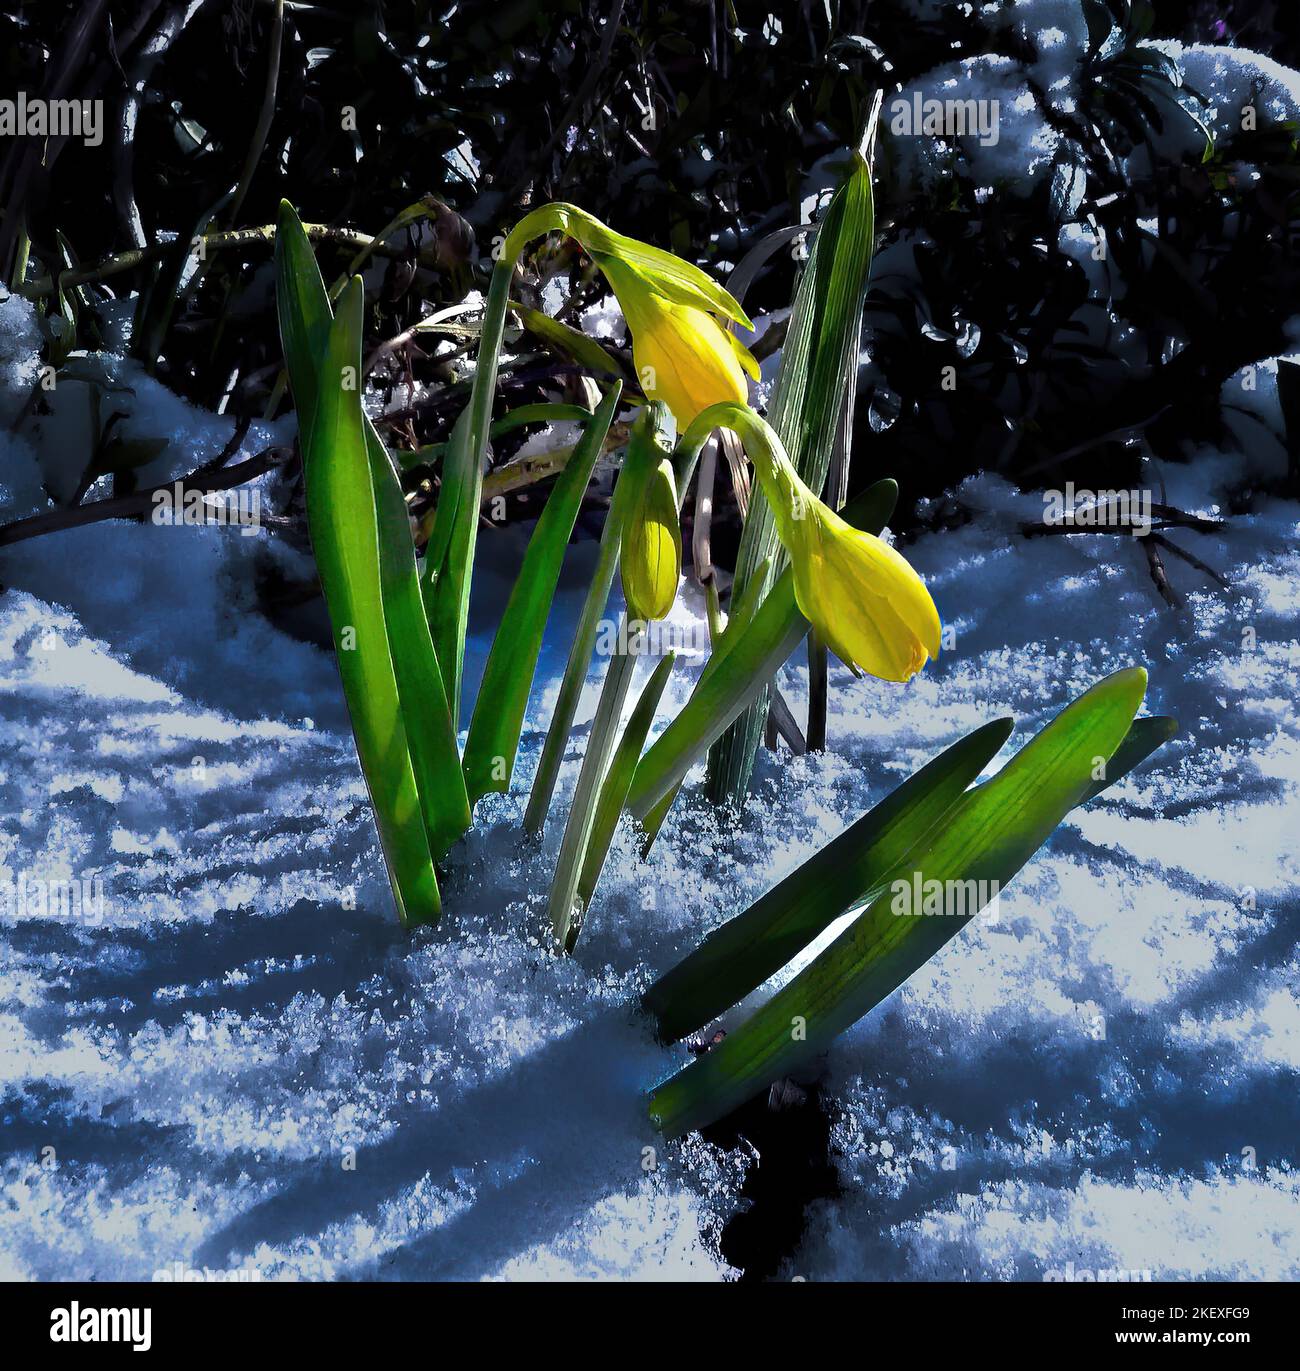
(725, 329), (762, 382)
(825, 513), (943, 661)
(630, 299), (749, 427)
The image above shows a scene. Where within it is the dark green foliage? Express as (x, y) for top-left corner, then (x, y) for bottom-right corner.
(2, 0), (1296, 536)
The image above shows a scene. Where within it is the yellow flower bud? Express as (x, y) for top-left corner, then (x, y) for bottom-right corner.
(722, 406), (941, 684)
(785, 498), (942, 683)
(599, 258), (759, 429)
(620, 456), (682, 623)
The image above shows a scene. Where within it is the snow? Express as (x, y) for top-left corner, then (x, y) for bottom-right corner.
(2, 295), (1298, 1281)
(887, 0), (1093, 194)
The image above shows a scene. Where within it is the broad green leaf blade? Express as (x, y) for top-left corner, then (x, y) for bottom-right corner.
(625, 479), (898, 824)
(1076, 715), (1178, 807)
(648, 667), (1150, 1137)
(462, 382), (622, 805)
(709, 143), (877, 804)
(424, 404), (481, 730)
(275, 200), (333, 456)
(301, 278), (440, 927)
(423, 251), (517, 726)
(276, 201), (469, 863)
(363, 416), (471, 859)
(576, 650), (676, 911)
(643, 716), (1014, 1045)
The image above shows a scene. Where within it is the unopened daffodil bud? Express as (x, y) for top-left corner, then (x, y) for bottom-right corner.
(614, 403), (680, 626)
(620, 455), (682, 624)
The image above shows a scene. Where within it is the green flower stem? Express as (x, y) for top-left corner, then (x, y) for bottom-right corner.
(679, 403), (801, 531)
(575, 649), (677, 914)
(547, 631), (640, 952)
(422, 207), (602, 727)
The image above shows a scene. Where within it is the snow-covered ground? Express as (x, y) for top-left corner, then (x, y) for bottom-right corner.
(1, 279), (1297, 1282)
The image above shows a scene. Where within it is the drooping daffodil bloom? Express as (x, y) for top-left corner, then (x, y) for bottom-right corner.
(781, 489), (942, 683)
(598, 257), (759, 428)
(500, 203), (759, 428)
(681, 403), (942, 684)
(761, 442), (940, 682)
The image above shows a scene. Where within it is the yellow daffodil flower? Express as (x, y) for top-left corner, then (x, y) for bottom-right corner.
(501, 202), (759, 429)
(784, 495), (942, 682)
(599, 259), (759, 428)
(761, 449), (940, 682)
(680, 402), (942, 683)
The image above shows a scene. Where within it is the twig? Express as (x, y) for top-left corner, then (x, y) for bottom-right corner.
(1018, 406), (1173, 478)
(0, 446), (291, 550)
(526, 0), (625, 194)
(1142, 537), (1181, 609)
(224, 0), (285, 230)
(192, 415), (253, 476)
(1148, 533), (1230, 589)
(806, 633), (828, 752)
(18, 223), (444, 300)
(1020, 499), (1225, 538)
(767, 687), (806, 755)
(112, 1), (210, 248)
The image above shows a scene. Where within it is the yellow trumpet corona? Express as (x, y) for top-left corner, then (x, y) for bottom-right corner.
(785, 497), (942, 683)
